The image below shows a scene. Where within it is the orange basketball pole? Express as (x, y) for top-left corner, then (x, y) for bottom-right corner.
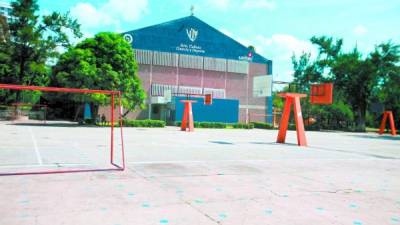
(379, 111), (397, 136)
(276, 93), (307, 146)
(180, 100), (197, 132)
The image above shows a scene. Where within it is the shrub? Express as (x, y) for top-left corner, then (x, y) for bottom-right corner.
(84, 118), (96, 125)
(123, 119), (166, 127)
(366, 112), (381, 128)
(232, 123), (254, 129)
(97, 119), (165, 127)
(95, 121), (120, 127)
(200, 122), (227, 128)
(303, 101), (355, 131)
(175, 121), (253, 129)
(176, 121), (226, 128)
(252, 122), (274, 129)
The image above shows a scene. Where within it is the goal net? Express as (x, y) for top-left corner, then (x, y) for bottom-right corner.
(0, 84), (125, 176)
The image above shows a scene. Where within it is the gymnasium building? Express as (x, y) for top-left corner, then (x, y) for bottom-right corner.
(122, 15), (273, 123)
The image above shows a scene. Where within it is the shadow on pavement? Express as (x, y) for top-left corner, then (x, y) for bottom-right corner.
(209, 141), (234, 145)
(308, 145), (399, 160)
(7, 123), (101, 128)
(346, 134), (400, 141)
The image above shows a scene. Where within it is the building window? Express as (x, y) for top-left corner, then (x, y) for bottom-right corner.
(135, 49), (152, 65)
(153, 51), (178, 67)
(179, 54), (203, 69)
(227, 60), (249, 74)
(204, 57), (226, 72)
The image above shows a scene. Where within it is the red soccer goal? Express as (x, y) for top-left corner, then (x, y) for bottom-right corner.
(0, 84), (125, 176)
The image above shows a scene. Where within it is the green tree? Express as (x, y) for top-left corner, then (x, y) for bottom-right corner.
(291, 36), (400, 131)
(248, 45), (256, 52)
(0, 0), (81, 88)
(291, 52), (323, 93)
(51, 32), (146, 118)
(372, 42), (400, 127)
(0, 15), (11, 84)
(0, 15), (10, 42)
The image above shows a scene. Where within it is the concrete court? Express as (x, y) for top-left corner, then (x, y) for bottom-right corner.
(0, 124), (399, 225)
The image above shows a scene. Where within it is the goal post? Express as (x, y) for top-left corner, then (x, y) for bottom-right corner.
(0, 83), (125, 176)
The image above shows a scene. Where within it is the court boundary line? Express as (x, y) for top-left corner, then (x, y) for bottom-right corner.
(127, 158), (396, 165)
(29, 127), (43, 165)
(0, 163), (92, 169)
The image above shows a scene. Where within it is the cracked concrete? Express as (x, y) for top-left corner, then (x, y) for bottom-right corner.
(0, 124), (399, 225)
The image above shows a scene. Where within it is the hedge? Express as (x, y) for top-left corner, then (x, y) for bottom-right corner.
(251, 122), (274, 129)
(176, 121), (227, 128)
(232, 123), (254, 129)
(123, 119), (166, 127)
(97, 119), (166, 127)
(176, 121), (254, 129)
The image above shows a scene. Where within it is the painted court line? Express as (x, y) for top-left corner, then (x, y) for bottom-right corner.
(28, 127), (43, 165)
(128, 158), (390, 165)
(0, 163), (93, 169)
(129, 160), (272, 165)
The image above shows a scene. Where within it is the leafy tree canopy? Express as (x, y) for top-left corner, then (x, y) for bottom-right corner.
(291, 36), (400, 131)
(0, 15), (9, 42)
(52, 32), (146, 112)
(0, 0), (81, 87)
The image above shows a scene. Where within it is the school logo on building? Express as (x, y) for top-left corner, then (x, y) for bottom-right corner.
(123, 34), (133, 44)
(186, 28), (198, 42)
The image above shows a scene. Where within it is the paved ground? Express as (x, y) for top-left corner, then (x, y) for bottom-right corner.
(0, 122), (399, 225)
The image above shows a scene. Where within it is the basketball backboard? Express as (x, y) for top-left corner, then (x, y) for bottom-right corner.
(253, 75), (272, 97)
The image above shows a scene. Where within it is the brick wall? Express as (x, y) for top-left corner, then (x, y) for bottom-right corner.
(225, 72), (247, 104)
(102, 61), (271, 123)
(152, 65), (177, 85)
(203, 70), (225, 89)
(248, 63), (268, 106)
(178, 68), (202, 87)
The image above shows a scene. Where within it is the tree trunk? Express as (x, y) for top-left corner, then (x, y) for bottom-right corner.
(122, 109), (130, 118)
(73, 104), (83, 122)
(91, 103), (99, 123)
(355, 106), (366, 132)
(16, 48), (26, 102)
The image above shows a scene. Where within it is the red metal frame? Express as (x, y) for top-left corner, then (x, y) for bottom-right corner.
(276, 93), (308, 146)
(0, 84), (118, 94)
(180, 100), (196, 132)
(0, 84), (125, 176)
(204, 94), (212, 105)
(379, 111), (397, 136)
(173, 92), (213, 105)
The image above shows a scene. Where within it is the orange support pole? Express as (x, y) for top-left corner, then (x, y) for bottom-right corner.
(277, 97), (292, 144)
(276, 93), (307, 146)
(379, 111), (397, 136)
(180, 100), (196, 132)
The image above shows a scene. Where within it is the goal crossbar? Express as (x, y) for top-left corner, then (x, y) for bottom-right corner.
(0, 84), (119, 95)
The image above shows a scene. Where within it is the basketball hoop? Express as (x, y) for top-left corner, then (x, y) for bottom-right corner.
(204, 94), (212, 105)
(310, 83), (333, 105)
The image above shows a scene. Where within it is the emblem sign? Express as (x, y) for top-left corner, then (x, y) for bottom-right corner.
(186, 28), (198, 42)
(123, 34), (133, 44)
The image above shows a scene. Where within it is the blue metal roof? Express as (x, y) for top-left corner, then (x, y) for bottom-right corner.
(122, 16), (271, 65)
